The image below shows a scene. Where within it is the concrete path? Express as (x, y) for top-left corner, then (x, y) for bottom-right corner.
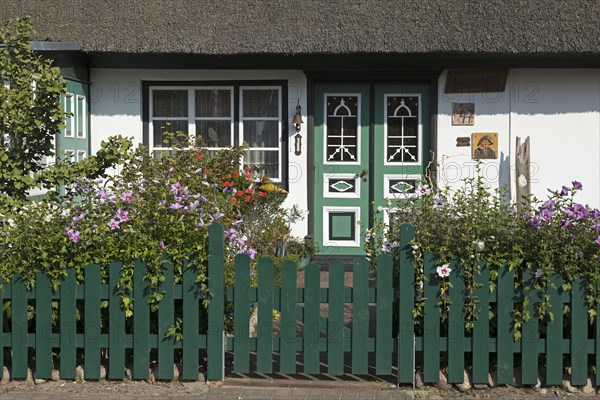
(0, 385), (415, 400)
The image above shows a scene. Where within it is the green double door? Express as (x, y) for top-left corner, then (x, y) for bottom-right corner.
(313, 83), (431, 255)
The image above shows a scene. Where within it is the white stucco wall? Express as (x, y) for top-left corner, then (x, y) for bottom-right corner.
(89, 69), (309, 237)
(437, 69), (600, 208)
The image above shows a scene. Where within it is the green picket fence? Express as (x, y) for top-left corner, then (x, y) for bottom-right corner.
(0, 222), (599, 385)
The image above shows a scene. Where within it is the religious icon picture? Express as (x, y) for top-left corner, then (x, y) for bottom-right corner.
(472, 132), (498, 159)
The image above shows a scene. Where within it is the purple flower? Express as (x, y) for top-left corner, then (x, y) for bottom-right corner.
(170, 182), (182, 194)
(592, 222), (600, 232)
(188, 201), (200, 210)
(535, 269), (542, 278)
(158, 241), (165, 249)
(69, 231), (81, 243)
(169, 202), (184, 210)
(116, 208), (130, 222)
(96, 188), (108, 202)
(213, 210), (223, 220)
(540, 209), (553, 222)
(71, 212), (87, 225)
(158, 200), (167, 207)
(107, 219), (120, 230)
(573, 204), (589, 220)
(224, 228), (237, 239)
(433, 197), (444, 210)
(572, 181), (583, 190)
(560, 186), (569, 196)
(119, 191), (134, 203)
(562, 219), (573, 229)
(596, 236), (600, 246)
(530, 217), (542, 230)
(540, 200), (555, 211)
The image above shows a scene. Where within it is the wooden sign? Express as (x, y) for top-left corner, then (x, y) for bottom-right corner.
(445, 69), (508, 93)
(456, 137), (470, 147)
(472, 132), (498, 159)
(452, 103), (475, 125)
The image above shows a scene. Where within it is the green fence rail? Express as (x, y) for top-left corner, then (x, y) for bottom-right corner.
(0, 222), (599, 385)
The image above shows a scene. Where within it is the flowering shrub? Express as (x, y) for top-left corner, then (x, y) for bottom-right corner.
(0, 139), (306, 319)
(366, 164), (600, 339)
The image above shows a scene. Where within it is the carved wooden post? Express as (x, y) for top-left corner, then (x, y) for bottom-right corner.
(515, 136), (531, 213)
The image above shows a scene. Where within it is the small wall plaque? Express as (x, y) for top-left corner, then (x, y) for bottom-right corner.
(452, 103), (475, 126)
(472, 132), (498, 160)
(445, 69), (508, 93)
(456, 137), (470, 147)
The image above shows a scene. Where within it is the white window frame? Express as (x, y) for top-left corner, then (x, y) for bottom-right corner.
(383, 93), (422, 166)
(323, 93), (361, 166)
(239, 86), (282, 183)
(76, 95), (87, 139)
(148, 85), (284, 183)
(76, 150), (86, 162)
(64, 93), (75, 138)
(64, 149), (75, 162)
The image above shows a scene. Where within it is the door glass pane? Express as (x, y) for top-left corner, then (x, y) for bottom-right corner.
(244, 150), (279, 179)
(196, 120), (232, 148)
(386, 96), (419, 163)
(153, 90), (188, 117)
(243, 120), (279, 147)
(242, 89), (278, 117)
(326, 96), (358, 162)
(153, 120), (188, 147)
(195, 89), (231, 118)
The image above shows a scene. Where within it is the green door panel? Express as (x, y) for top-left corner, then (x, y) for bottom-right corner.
(314, 83), (431, 256)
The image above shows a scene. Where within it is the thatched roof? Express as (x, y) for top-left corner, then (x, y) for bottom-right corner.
(1, 0), (599, 55)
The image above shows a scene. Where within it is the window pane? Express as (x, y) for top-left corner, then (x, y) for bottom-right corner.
(244, 150), (279, 179)
(242, 89), (278, 118)
(196, 120), (232, 148)
(153, 90), (188, 117)
(153, 120), (188, 147)
(243, 120), (279, 148)
(76, 96), (85, 138)
(195, 89), (231, 118)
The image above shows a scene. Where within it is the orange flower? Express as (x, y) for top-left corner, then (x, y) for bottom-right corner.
(259, 191), (267, 197)
(236, 190), (243, 196)
(245, 173), (252, 179)
(204, 169), (210, 175)
(195, 153), (203, 160)
(245, 189), (254, 195)
(244, 195), (251, 202)
(223, 181), (234, 187)
(233, 171), (239, 177)
(244, 166), (252, 172)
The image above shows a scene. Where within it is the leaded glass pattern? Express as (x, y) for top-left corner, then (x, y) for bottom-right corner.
(326, 96), (359, 163)
(386, 96), (419, 163)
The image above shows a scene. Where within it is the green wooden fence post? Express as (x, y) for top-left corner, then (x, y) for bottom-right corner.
(108, 261), (125, 380)
(182, 255), (200, 381)
(280, 260), (298, 374)
(133, 260), (150, 380)
(234, 254), (251, 373)
(352, 257), (369, 375)
(35, 271), (53, 379)
(423, 253), (440, 383)
(597, 279), (600, 389)
(207, 222), (224, 381)
(0, 284), (3, 379)
(398, 224), (415, 384)
(472, 261), (489, 385)
(328, 260), (345, 375)
(11, 275), (28, 379)
(158, 255), (175, 380)
(84, 264), (102, 380)
(60, 268), (77, 380)
(376, 253), (393, 375)
(496, 265), (514, 385)
(257, 257), (274, 373)
(521, 269), (539, 385)
(546, 274), (563, 385)
(303, 262), (320, 374)
(447, 258), (465, 383)
(571, 276), (587, 386)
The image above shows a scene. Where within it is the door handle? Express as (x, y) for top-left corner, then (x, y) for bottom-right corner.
(355, 169), (368, 178)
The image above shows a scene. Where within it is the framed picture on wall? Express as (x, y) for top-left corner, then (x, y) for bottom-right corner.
(472, 132), (498, 159)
